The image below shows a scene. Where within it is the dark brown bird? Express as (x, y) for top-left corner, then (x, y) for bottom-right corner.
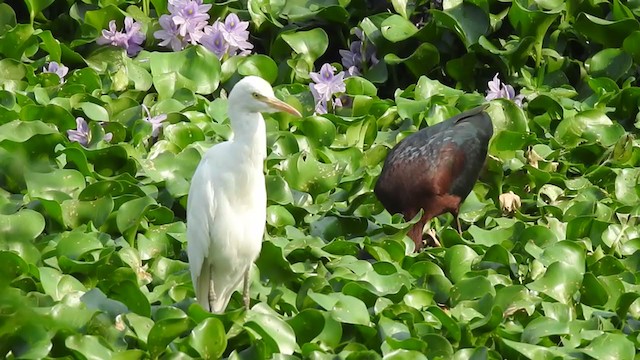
(374, 105), (493, 251)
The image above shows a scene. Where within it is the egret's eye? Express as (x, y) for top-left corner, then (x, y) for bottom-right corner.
(252, 92), (259, 98)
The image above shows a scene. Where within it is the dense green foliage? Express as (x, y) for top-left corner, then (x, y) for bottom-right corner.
(2, 0), (640, 358)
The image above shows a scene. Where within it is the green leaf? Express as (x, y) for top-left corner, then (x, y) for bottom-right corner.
(245, 303), (298, 355)
(149, 46), (221, 98)
(188, 317), (227, 359)
(574, 13), (640, 47)
(25, 169), (85, 201)
(308, 291), (371, 326)
(384, 43), (440, 78)
(0, 209), (45, 242)
(238, 55), (279, 84)
(148, 317), (193, 358)
(527, 262), (583, 303)
(65, 335), (113, 359)
(586, 49), (633, 81)
(281, 29), (328, 69)
(432, 2), (490, 48)
(582, 333), (635, 360)
(521, 316), (570, 344)
(381, 15), (418, 42)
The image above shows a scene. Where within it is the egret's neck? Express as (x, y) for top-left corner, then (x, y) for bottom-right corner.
(228, 108), (267, 163)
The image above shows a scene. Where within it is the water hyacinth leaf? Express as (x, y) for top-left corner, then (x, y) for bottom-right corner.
(432, 2), (489, 48)
(0, 25), (36, 60)
(297, 116), (337, 148)
(380, 15), (418, 42)
(623, 31), (640, 63)
(149, 46), (221, 98)
(265, 175), (294, 205)
(384, 43), (440, 78)
(188, 317), (227, 359)
(527, 262), (583, 303)
(307, 291), (370, 326)
(281, 151), (344, 195)
(580, 273), (609, 307)
(0, 120), (57, 142)
(280, 28), (328, 69)
(554, 110), (625, 148)
(65, 335), (113, 359)
(61, 196), (114, 229)
(0, 209), (45, 242)
(55, 231), (103, 260)
(581, 333), (635, 360)
(450, 276), (495, 305)
(444, 245), (479, 283)
(391, 0), (410, 18)
(0, 4), (16, 32)
(266, 205), (296, 227)
(116, 196), (156, 235)
(245, 303), (298, 355)
(586, 49), (633, 81)
(521, 316), (570, 344)
(163, 123), (205, 150)
(287, 308), (342, 348)
(148, 317), (193, 358)
(574, 13), (640, 47)
(500, 338), (561, 359)
(25, 169), (85, 201)
(614, 168), (640, 205)
(238, 55), (279, 84)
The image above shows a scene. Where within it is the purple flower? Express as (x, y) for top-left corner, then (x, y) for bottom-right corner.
(96, 16), (146, 57)
(310, 64), (346, 101)
(124, 17), (146, 56)
(67, 117), (90, 146)
(309, 63), (346, 114)
(340, 28), (378, 77)
(104, 132), (113, 142)
(339, 42), (363, 77)
(154, 15), (186, 51)
(97, 20), (129, 48)
(170, 0), (210, 44)
(485, 73), (525, 107)
(142, 105), (167, 137)
(42, 61), (69, 83)
(220, 13), (252, 55)
(200, 23), (228, 59)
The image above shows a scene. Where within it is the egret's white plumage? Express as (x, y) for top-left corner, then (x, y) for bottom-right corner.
(187, 76), (301, 313)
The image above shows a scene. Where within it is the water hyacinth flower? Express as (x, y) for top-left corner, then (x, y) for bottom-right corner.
(339, 28), (378, 77)
(154, 15), (186, 51)
(142, 105), (167, 137)
(485, 73), (525, 107)
(200, 14), (252, 59)
(97, 16), (146, 57)
(67, 117), (90, 146)
(169, 0), (210, 44)
(154, 5), (253, 60)
(42, 61), (69, 83)
(219, 13), (253, 55)
(200, 23), (228, 59)
(309, 63), (346, 114)
(67, 117), (113, 146)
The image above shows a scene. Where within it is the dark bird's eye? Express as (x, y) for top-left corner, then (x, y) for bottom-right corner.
(252, 92), (259, 98)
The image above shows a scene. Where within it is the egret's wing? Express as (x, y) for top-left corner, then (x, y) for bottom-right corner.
(186, 154), (217, 309)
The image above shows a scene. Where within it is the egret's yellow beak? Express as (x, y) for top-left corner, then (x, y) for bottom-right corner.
(261, 96), (302, 117)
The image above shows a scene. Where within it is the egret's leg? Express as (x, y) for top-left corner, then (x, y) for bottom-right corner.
(208, 265), (217, 312)
(242, 270), (250, 310)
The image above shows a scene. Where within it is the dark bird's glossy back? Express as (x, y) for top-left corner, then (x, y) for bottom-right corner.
(374, 105), (493, 250)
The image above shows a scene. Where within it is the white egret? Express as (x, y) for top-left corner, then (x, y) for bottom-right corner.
(187, 76), (301, 313)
